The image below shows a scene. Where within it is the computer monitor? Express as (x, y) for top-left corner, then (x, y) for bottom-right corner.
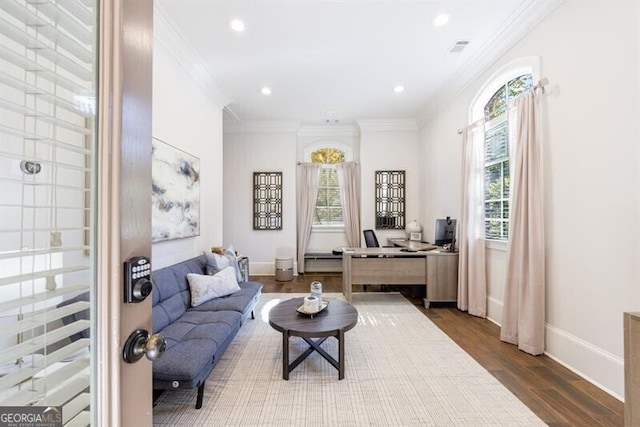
(435, 217), (456, 246)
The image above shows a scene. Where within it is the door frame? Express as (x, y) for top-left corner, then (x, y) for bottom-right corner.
(96, 0), (154, 425)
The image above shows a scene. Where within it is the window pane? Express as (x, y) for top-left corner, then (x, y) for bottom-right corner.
(484, 85), (506, 121)
(503, 161), (510, 198)
(485, 220), (503, 239)
(328, 207), (343, 223)
(485, 164), (502, 200)
(486, 201), (502, 219)
(311, 147), (345, 164)
(485, 122), (508, 163)
(502, 220), (510, 238)
(319, 170), (329, 185)
(315, 208), (328, 223)
(316, 188), (328, 207)
(327, 188), (341, 206)
(503, 200), (510, 219)
(507, 74), (534, 100)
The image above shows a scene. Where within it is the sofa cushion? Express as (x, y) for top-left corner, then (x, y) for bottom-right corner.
(187, 267), (240, 307)
(190, 281), (262, 314)
(152, 310), (242, 386)
(152, 255), (207, 332)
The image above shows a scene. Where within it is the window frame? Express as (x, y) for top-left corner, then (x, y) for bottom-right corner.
(470, 57), (540, 243)
(303, 141), (352, 231)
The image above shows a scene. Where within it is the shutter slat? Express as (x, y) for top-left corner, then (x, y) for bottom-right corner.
(0, 338), (89, 390)
(0, 301), (89, 339)
(63, 394), (90, 426)
(0, 321), (89, 366)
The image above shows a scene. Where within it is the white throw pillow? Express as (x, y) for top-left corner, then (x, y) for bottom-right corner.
(204, 251), (230, 275)
(187, 267), (241, 307)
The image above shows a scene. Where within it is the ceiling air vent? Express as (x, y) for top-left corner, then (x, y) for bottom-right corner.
(449, 40), (470, 53)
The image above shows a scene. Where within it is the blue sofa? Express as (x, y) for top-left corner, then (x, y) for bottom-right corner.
(151, 254), (262, 409)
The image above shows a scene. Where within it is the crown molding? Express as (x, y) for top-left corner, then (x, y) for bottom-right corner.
(154, 4), (231, 109)
(356, 119), (418, 132)
(297, 125), (360, 138)
(224, 120), (302, 134)
(416, 0), (564, 127)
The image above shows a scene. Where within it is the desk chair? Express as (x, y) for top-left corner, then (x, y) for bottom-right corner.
(362, 229), (390, 292)
(363, 229), (379, 247)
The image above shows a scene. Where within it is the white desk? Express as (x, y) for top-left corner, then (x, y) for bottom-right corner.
(387, 237), (438, 251)
(341, 247), (459, 308)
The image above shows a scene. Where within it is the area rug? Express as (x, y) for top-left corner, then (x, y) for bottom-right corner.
(153, 293), (544, 426)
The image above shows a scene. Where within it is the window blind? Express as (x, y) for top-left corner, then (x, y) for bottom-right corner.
(0, 1), (96, 425)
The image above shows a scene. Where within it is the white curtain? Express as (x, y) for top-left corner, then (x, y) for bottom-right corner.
(458, 123), (487, 318)
(297, 163), (322, 273)
(336, 162), (360, 248)
(500, 89), (546, 355)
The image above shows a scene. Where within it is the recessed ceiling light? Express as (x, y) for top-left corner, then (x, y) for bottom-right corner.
(433, 14), (449, 27)
(393, 85), (405, 93)
(229, 19), (245, 32)
(261, 87), (272, 95)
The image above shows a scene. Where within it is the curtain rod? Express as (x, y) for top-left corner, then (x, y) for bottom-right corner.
(297, 161), (359, 165)
(457, 77), (549, 135)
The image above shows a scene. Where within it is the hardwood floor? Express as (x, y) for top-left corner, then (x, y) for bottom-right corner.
(257, 272), (624, 426)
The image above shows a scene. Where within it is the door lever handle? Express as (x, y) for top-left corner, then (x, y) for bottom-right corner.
(123, 328), (166, 363)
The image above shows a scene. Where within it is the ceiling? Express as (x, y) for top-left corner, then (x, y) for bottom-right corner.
(156, 1), (553, 126)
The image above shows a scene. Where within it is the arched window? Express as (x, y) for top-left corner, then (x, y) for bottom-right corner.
(471, 59), (537, 240)
(310, 147), (345, 226)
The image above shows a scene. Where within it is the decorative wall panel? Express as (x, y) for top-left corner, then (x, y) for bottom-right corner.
(375, 170), (405, 229)
(253, 172), (282, 230)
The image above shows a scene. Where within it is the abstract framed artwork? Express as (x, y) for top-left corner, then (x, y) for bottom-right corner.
(152, 137), (200, 242)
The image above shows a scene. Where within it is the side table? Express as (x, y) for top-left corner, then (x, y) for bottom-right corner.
(238, 256), (250, 282)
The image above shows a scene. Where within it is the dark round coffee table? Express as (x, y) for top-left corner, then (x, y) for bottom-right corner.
(268, 297), (358, 380)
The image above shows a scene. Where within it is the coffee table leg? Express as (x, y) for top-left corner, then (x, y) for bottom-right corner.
(338, 330), (345, 380)
(283, 330), (289, 380)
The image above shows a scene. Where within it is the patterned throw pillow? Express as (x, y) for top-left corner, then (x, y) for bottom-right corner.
(187, 267), (241, 307)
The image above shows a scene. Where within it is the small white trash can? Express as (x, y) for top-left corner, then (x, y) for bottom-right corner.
(275, 257), (294, 281)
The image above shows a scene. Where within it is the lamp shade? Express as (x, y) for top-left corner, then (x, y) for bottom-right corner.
(405, 220), (422, 234)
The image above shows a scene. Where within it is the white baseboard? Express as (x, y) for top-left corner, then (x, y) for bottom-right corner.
(545, 324), (624, 401)
(486, 295), (623, 400)
(250, 261), (298, 277)
(487, 296), (503, 325)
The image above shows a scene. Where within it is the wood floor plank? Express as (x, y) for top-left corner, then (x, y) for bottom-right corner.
(256, 273), (625, 426)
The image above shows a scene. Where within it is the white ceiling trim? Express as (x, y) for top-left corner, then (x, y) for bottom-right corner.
(154, 3), (231, 109)
(297, 125), (360, 138)
(224, 120), (302, 134)
(416, 0), (564, 127)
(357, 119), (418, 132)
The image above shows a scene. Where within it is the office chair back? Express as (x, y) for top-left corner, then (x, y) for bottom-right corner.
(363, 229), (380, 247)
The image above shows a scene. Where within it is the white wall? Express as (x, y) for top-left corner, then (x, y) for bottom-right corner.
(151, 18), (225, 269)
(223, 121), (421, 273)
(223, 123), (298, 275)
(418, 0), (639, 399)
(359, 120), (421, 245)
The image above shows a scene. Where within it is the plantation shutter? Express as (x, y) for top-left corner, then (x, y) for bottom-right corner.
(0, 0), (97, 425)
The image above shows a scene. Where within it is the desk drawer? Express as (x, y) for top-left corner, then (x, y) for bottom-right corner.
(350, 257), (427, 284)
